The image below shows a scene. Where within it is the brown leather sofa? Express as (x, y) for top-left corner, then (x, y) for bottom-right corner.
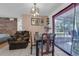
(8, 31), (30, 50)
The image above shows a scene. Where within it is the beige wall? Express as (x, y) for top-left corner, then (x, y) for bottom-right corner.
(23, 15), (48, 42)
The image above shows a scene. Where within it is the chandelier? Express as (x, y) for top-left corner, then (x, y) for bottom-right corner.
(31, 3), (39, 17)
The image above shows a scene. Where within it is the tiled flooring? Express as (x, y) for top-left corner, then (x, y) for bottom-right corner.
(0, 43), (68, 56)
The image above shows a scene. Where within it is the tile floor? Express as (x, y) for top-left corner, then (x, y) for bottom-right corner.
(0, 43), (68, 56)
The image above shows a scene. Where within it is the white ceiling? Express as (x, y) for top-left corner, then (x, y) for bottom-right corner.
(0, 3), (69, 18)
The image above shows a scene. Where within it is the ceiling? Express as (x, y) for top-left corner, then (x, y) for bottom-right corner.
(0, 3), (69, 18)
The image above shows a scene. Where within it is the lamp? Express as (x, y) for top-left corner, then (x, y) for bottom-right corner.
(31, 3), (39, 18)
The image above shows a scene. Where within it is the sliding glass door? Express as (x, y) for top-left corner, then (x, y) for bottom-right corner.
(72, 4), (79, 55)
(53, 4), (79, 55)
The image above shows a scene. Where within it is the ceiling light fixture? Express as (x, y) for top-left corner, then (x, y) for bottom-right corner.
(31, 3), (39, 18)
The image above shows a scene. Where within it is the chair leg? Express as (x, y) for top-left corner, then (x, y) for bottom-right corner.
(36, 41), (39, 56)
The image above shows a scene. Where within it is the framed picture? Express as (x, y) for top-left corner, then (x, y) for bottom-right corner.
(40, 18), (44, 26)
(31, 18), (39, 26)
(31, 18), (44, 26)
